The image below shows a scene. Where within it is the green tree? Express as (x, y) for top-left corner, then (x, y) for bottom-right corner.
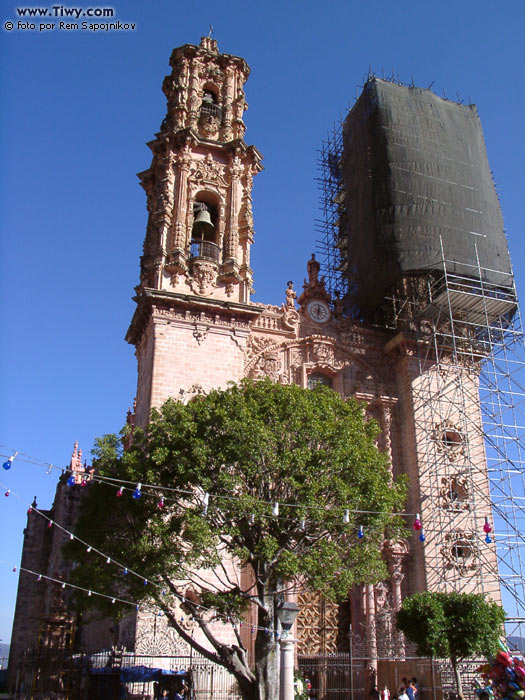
(396, 591), (506, 698)
(66, 379), (407, 700)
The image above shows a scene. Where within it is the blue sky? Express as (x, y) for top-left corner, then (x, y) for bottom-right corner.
(1, 0), (524, 643)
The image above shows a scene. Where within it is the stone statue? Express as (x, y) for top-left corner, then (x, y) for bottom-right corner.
(285, 280), (297, 309)
(307, 253), (320, 285)
(333, 289), (344, 317)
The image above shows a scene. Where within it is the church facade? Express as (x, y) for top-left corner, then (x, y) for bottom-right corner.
(124, 35), (500, 663)
(9, 36), (502, 692)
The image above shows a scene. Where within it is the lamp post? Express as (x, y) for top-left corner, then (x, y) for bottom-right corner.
(276, 601), (300, 700)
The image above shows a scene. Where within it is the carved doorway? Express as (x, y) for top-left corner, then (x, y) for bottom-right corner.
(296, 590), (350, 655)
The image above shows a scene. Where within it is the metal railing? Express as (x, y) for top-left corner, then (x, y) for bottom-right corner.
(11, 649), (241, 700)
(190, 240), (220, 262)
(298, 653), (486, 700)
(200, 103), (222, 121)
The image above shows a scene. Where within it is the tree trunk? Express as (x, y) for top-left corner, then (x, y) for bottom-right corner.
(236, 674), (259, 700)
(255, 625), (279, 700)
(254, 583), (280, 700)
(451, 658), (463, 699)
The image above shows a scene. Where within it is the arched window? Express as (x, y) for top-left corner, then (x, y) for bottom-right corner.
(190, 199), (219, 262)
(200, 89), (222, 121)
(307, 373), (333, 390)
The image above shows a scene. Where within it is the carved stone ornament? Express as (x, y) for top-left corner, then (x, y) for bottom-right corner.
(199, 114), (221, 138)
(191, 154), (225, 183)
(247, 346), (289, 385)
(170, 271), (187, 288)
(374, 581), (390, 611)
(282, 307), (300, 332)
(262, 351), (282, 380)
(374, 582), (395, 659)
(229, 155), (244, 179)
(178, 384), (207, 404)
(190, 260), (217, 296)
(135, 610), (191, 656)
(245, 335), (277, 364)
(312, 341), (335, 365)
(431, 419), (465, 462)
(440, 475), (471, 511)
(290, 348), (305, 370)
(193, 321), (209, 345)
(441, 529), (479, 576)
(384, 538), (409, 568)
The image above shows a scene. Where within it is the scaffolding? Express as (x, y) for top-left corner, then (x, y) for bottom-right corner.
(383, 256), (525, 643)
(315, 125), (347, 300)
(317, 124), (525, 646)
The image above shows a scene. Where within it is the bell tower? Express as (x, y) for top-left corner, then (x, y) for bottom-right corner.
(127, 37), (263, 426)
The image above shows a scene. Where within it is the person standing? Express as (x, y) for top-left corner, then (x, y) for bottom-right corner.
(408, 679), (418, 700)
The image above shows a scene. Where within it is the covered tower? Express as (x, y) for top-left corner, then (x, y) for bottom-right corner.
(127, 36), (263, 426)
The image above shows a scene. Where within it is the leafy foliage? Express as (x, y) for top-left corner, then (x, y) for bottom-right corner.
(65, 379), (407, 698)
(397, 591), (506, 695)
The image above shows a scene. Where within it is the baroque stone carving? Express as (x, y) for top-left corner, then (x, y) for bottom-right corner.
(245, 335), (277, 364)
(282, 307), (300, 332)
(193, 321), (209, 345)
(374, 582), (395, 658)
(440, 475), (471, 510)
(441, 529), (479, 576)
(283, 281), (297, 309)
(312, 342), (335, 365)
(170, 271), (187, 288)
(190, 260), (217, 296)
(179, 384), (207, 404)
(191, 153), (225, 182)
(135, 611), (191, 656)
(261, 352), (282, 380)
(432, 419), (465, 461)
(199, 113), (221, 138)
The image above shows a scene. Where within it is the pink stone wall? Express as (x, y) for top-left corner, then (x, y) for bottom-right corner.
(134, 310), (250, 427)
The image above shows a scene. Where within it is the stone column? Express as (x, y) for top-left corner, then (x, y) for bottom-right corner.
(187, 61), (201, 131)
(221, 65), (234, 141)
(172, 147), (192, 251)
(225, 155), (243, 262)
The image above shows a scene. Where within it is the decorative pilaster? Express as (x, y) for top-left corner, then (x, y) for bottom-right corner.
(365, 583), (378, 666)
(379, 397), (397, 462)
(384, 539), (409, 657)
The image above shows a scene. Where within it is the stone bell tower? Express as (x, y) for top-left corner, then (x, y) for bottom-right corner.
(127, 37), (263, 427)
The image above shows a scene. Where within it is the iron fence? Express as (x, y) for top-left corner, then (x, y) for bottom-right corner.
(10, 649), (241, 700)
(10, 649), (487, 700)
(298, 654), (486, 700)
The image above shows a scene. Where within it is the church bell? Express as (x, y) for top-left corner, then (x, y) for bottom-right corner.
(192, 209), (214, 239)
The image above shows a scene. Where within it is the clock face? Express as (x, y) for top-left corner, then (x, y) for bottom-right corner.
(307, 300), (331, 323)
